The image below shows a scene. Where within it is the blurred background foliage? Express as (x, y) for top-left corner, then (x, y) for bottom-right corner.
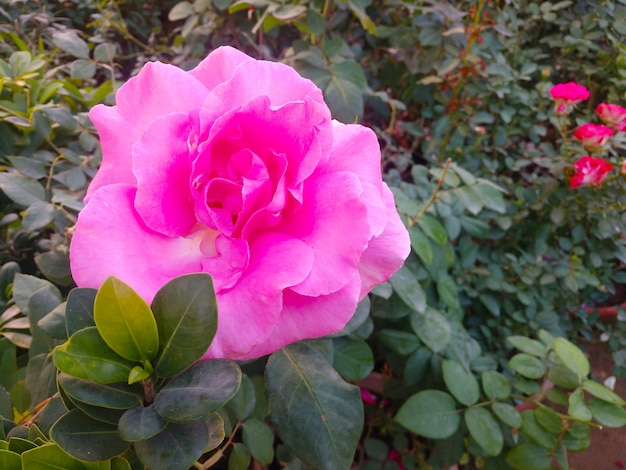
(2, 0), (626, 469)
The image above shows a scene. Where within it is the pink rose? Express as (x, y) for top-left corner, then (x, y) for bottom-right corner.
(70, 47), (410, 360)
(573, 123), (614, 150)
(570, 156), (613, 188)
(595, 103), (626, 130)
(549, 82), (590, 115)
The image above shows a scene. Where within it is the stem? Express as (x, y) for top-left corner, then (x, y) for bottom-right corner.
(142, 378), (156, 404)
(201, 420), (243, 469)
(510, 394), (603, 429)
(407, 158), (452, 228)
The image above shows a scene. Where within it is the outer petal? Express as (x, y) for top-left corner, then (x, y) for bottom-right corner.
(70, 184), (204, 303)
(133, 113), (197, 237)
(357, 184), (411, 298)
(188, 46), (255, 91)
(87, 62), (209, 200)
(204, 233), (314, 359)
(241, 275), (362, 359)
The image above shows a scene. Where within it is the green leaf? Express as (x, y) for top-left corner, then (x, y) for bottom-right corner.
(169, 1), (195, 20)
(465, 407), (503, 456)
(53, 327), (136, 384)
(22, 201), (55, 231)
(25, 353), (57, 407)
(410, 308), (451, 353)
(395, 390), (460, 439)
(21, 443), (89, 469)
(151, 274), (218, 378)
(118, 404), (167, 441)
(568, 388), (592, 421)
(436, 275), (460, 310)
(228, 442), (251, 470)
(553, 337), (589, 378)
(491, 402), (521, 428)
(417, 214), (448, 245)
(325, 75), (363, 123)
(548, 357), (580, 389)
(455, 186), (484, 215)
(482, 371), (511, 400)
(519, 410), (557, 448)
(58, 373), (142, 409)
(0, 386), (11, 419)
(65, 288), (97, 337)
(223, 374), (256, 422)
(27, 286), (63, 358)
(332, 338), (374, 381)
(533, 407), (562, 434)
(154, 359), (241, 423)
(12, 274), (60, 315)
(266, 342), (363, 470)
(582, 380), (626, 405)
(0, 449), (20, 470)
(38, 302), (68, 340)
(508, 353), (545, 379)
(505, 442), (552, 470)
(242, 418), (274, 465)
(52, 31), (90, 59)
(507, 336), (547, 357)
(442, 359), (479, 406)
(474, 183), (506, 213)
(389, 266), (426, 313)
(94, 276), (159, 363)
(0, 173), (46, 207)
(588, 398), (626, 427)
(93, 43), (116, 62)
(50, 409), (130, 461)
(409, 226), (433, 265)
(134, 421), (209, 470)
(70, 59), (95, 79)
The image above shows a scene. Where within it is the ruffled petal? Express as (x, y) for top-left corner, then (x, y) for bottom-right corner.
(204, 233), (314, 359)
(86, 62), (209, 201)
(70, 184), (204, 303)
(189, 46), (255, 91)
(133, 113), (197, 237)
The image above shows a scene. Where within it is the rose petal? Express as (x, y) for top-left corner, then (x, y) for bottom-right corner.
(189, 46), (255, 91)
(204, 233), (314, 359)
(133, 113), (197, 237)
(87, 62), (209, 201)
(70, 184), (204, 302)
(201, 235), (249, 291)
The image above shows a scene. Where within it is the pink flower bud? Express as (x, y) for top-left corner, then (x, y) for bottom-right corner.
(595, 103), (626, 128)
(549, 82), (590, 115)
(360, 388), (377, 406)
(573, 123), (614, 150)
(570, 156), (613, 188)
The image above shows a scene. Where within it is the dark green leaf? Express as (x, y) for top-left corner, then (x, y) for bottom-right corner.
(228, 442), (251, 470)
(65, 288), (97, 337)
(242, 419), (274, 465)
(50, 409), (129, 461)
(53, 327), (136, 384)
(0, 173), (46, 207)
(58, 373), (142, 409)
(52, 31), (89, 59)
(134, 421), (209, 470)
(568, 388), (592, 421)
(519, 410), (557, 448)
(482, 371), (511, 400)
(35, 250), (73, 286)
(582, 380), (626, 405)
(266, 342), (363, 470)
(93, 43), (116, 62)
(389, 266), (426, 313)
(332, 338), (374, 381)
(118, 404), (167, 441)
(507, 336), (547, 357)
(12, 274), (60, 316)
(27, 286), (62, 358)
(442, 359), (479, 405)
(38, 302), (68, 340)
(505, 442), (552, 470)
(22, 201), (55, 231)
(25, 353), (57, 407)
(223, 374), (256, 422)
(410, 308), (451, 353)
(151, 274), (218, 378)
(533, 407), (562, 434)
(154, 359), (241, 423)
(409, 226), (434, 265)
(491, 402), (521, 428)
(417, 214), (448, 245)
(588, 398), (626, 427)
(94, 276), (159, 363)
(553, 337), (589, 378)
(465, 407), (503, 456)
(0, 386), (11, 419)
(508, 353), (545, 379)
(395, 390), (460, 439)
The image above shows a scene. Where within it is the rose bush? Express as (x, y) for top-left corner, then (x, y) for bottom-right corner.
(69, 46), (409, 360)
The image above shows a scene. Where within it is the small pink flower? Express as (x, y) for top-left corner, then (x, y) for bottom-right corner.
(360, 388), (377, 406)
(387, 450), (406, 470)
(573, 123), (614, 150)
(595, 103), (626, 128)
(570, 156), (613, 188)
(550, 82), (590, 115)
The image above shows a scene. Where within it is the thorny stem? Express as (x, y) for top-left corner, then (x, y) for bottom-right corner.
(407, 158), (452, 228)
(199, 419), (243, 469)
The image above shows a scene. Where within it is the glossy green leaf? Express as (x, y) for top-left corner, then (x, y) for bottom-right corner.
(389, 266), (426, 313)
(94, 276), (159, 363)
(228, 442), (251, 470)
(395, 390), (460, 439)
(409, 226), (434, 265)
(154, 359), (241, 423)
(206, 412), (225, 452)
(0, 449), (20, 470)
(464, 407), (503, 456)
(553, 337), (589, 378)
(50, 409), (130, 461)
(410, 308), (451, 353)
(507, 336), (547, 357)
(508, 353), (545, 379)
(27, 285), (63, 358)
(505, 442), (552, 470)
(0, 173), (46, 207)
(38, 302), (68, 340)
(118, 404), (167, 441)
(53, 327), (136, 384)
(58, 373), (142, 409)
(417, 214), (448, 245)
(151, 274), (218, 378)
(242, 418), (274, 465)
(332, 338), (374, 381)
(65, 288), (97, 337)
(25, 353), (57, 407)
(21, 443), (88, 470)
(482, 370), (511, 400)
(588, 398), (626, 427)
(134, 421), (209, 470)
(70, 399), (126, 426)
(568, 388), (591, 421)
(442, 359), (479, 405)
(22, 201), (55, 231)
(223, 374), (256, 422)
(266, 342), (363, 470)
(8, 436), (36, 453)
(491, 402), (521, 428)
(582, 379), (626, 405)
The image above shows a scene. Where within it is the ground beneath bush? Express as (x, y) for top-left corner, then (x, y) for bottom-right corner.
(569, 340), (626, 470)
